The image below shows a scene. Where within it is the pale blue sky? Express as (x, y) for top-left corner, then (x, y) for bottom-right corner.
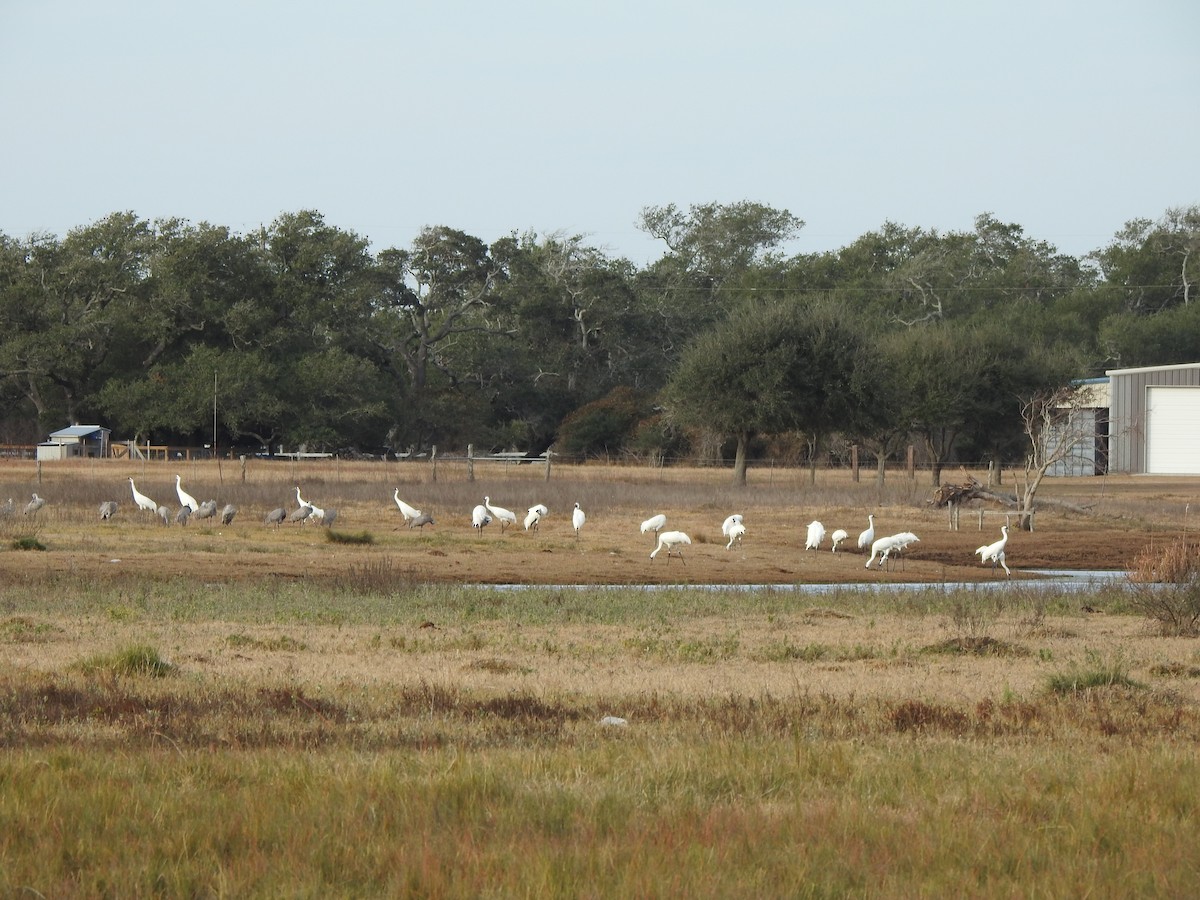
(2, 1), (1196, 264)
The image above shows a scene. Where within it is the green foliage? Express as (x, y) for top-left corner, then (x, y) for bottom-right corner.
(0, 203), (1195, 466)
(10, 534), (46, 551)
(555, 387), (652, 457)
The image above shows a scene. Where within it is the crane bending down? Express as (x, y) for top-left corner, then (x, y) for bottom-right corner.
(830, 529), (849, 552)
(175, 475), (198, 512)
(721, 514), (744, 538)
(572, 503), (586, 538)
(857, 514), (876, 552)
(865, 532), (920, 570)
(129, 478), (157, 513)
(976, 525), (1011, 577)
(725, 521), (746, 550)
(651, 530), (691, 564)
(805, 520), (826, 551)
(393, 490), (422, 523)
(524, 504), (548, 532)
(483, 496), (517, 533)
(640, 513), (667, 541)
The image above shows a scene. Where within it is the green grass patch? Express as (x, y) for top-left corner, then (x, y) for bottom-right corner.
(921, 636), (1032, 657)
(326, 529), (375, 545)
(10, 534), (46, 551)
(1047, 651), (1143, 694)
(0, 616), (64, 642)
(74, 644), (177, 678)
(227, 633), (307, 652)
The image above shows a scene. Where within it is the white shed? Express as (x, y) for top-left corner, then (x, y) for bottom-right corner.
(36, 424), (112, 460)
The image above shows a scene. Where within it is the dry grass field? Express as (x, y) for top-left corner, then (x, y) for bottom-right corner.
(2, 458), (1199, 895)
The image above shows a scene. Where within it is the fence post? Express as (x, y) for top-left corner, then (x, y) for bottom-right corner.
(431, 445), (438, 483)
(467, 444), (475, 483)
(240, 454), (247, 483)
(544, 451), (551, 482)
(906, 445), (915, 480)
(851, 444), (860, 483)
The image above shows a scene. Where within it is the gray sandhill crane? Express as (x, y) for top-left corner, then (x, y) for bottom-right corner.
(24, 493), (46, 516)
(99, 500), (118, 520)
(219, 504), (237, 525)
(264, 507), (286, 527)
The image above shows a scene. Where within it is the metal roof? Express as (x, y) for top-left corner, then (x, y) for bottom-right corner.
(48, 425), (110, 438)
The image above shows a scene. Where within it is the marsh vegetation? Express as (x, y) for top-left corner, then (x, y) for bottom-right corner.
(1, 461), (1198, 895)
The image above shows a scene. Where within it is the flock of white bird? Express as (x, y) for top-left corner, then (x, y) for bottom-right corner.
(7, 479), (1015, 577)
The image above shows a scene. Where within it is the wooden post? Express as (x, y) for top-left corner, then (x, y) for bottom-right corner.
(851, 444), (860, 483)
(544, 451), (551, 482)
(978, 508), (984, 531)
(431, 445), (438, 483)
(240, 454), (247, 483)
(36, 460), (42, 485)
(467, 444), (474, 483)
(906, 445), (915, 480)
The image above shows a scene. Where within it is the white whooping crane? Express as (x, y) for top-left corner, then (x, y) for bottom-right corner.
(572, 502), (586, 538)
(830, 529), (849, 552)
(524, 503), (548, 532)
(483, 496), (517, 532)
(721, 514), (744, 537)
(725, 521), (746, 550)
(650, 530), (691, 564)
(857, 514), (876, 551)
(129, 478), (157, 513)
(976, 525), (1011, 577)
(393, 489), (422, 523)
(805, 520), (826, 551)
(640, 513), (667, 541)
(865, 532), (920, 570)
(472, 504), (492, 531)
(175, 475), (198, 512)
(295, 487), (323, 525)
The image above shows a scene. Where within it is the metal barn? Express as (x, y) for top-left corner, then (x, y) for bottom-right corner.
(1046, 378), (1110, 477)
(1106, 362), (1200, 475)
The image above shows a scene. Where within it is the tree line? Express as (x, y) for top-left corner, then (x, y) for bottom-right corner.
(1, 203), (1196, 481)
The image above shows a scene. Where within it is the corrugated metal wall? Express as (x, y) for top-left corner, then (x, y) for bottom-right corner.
(1107, 364), (1200, 473)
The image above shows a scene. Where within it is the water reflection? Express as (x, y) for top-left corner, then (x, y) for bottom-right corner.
(487, 570), (1127, 594)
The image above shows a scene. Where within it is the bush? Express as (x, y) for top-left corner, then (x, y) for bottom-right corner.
(555, 387), (652, 458)
(1127, 537), (1200, 636)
